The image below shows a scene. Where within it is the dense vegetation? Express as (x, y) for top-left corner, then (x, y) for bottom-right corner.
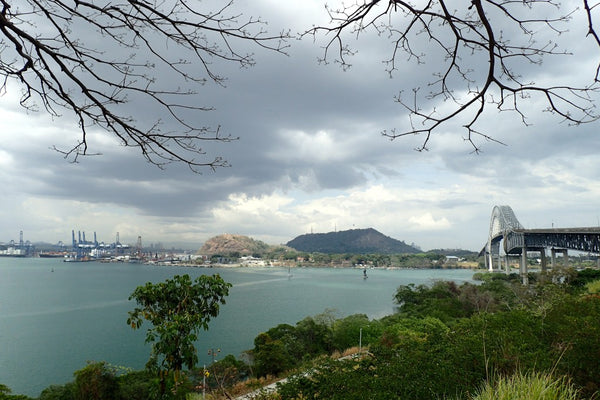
(2, 268), (600, 399)
(269, 269), (600, 400)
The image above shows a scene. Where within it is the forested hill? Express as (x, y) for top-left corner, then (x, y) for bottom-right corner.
(286, 228), (420, 254)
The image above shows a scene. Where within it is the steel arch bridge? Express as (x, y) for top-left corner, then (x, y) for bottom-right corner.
(482, 205), (600, 283)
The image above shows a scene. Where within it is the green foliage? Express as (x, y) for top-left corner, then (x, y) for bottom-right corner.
(278, 309), (569, 400)
(252, 332), (295, 377)
(275, 271), (600, 399)
(569, 268), (600, 288)
(251, 315), (336, 377)
(73, 362), (118, 400)
(331, 314), (382, 351)
(0, 384), (33, 400)
(394, 278), (525, 321)
(127, 274), (231, 396)
(116, 370), (154, 400)
(470, 372), (580, 400)
(393, 281), (472, 321)
(38, 384), (75, 400)
(543, 295), (600, 397)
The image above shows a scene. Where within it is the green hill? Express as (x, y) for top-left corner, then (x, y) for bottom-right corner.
(286, 228), (420, 254)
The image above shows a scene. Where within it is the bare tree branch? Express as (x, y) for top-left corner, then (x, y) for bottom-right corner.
(305, 0), (600, 152)
(0, 0), (289, 171)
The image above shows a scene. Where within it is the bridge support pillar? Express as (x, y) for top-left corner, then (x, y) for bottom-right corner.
(504, 255), (510, 274)
(551, 248), (569, 269)
(551, 248), (556, 269)
(520, 247), (529, 285)
(540, 249), (547, 273)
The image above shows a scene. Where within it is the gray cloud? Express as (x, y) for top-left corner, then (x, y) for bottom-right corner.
(1, 0), (599, 250)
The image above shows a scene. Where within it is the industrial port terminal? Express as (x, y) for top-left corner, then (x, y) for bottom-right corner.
(0, 230), (190, 263)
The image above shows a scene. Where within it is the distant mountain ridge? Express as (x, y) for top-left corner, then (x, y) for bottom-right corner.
(286, 228), (420, 254)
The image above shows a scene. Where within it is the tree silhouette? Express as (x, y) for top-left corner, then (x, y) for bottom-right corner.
(306, 0), (600, 152)
(0, 0), (288, 170)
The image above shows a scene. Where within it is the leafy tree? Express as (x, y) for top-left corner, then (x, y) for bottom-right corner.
(393, 281), (469, 321)
(331, 314), (382, 352)
(72, 362), (118, 400)
(252, 332), (296, 377)
(127, 274), (231, 395)
(38, 384), (75, 400)
(294, 316), (334, 356)
(116, 370), (155, 400)
(306, 0), (600, 151)
(0, 0), (288, 170)
(251, 315), (337, 377)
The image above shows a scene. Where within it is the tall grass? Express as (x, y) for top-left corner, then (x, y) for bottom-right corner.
(585, 279), (600, 295)
(470, 371), (580, 400)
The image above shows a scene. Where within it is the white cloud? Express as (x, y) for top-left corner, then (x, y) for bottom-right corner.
(408, 213), (451, 231)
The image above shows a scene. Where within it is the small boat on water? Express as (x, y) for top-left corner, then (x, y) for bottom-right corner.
(63, 255), (95, 262)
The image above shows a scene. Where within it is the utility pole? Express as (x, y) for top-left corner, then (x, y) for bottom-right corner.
(359, 328), (362, 354)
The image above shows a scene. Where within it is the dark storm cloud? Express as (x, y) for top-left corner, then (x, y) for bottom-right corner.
(2, 0), (600, 248)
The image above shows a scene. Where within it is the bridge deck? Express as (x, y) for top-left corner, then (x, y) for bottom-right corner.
(513, 227), (600, 234)
(505, 228), (600, 255)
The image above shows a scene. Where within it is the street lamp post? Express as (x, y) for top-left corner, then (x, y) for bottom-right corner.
(203, 348), (220, 399)
(208, 348), (221, 363)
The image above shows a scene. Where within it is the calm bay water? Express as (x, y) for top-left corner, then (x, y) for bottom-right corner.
(0, 257), (476, 396)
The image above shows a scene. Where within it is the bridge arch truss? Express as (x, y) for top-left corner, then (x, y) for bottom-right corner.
(482, 205), (600, 283)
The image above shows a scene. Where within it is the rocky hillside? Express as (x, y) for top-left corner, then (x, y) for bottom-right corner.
(286, 228), (420, 254)
(198, 234), (272, 255)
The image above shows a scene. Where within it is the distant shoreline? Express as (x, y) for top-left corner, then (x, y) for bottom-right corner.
(148, 261), (480, 270)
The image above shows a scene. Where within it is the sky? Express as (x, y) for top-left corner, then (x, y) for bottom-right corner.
(1, 0), (600, 252)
